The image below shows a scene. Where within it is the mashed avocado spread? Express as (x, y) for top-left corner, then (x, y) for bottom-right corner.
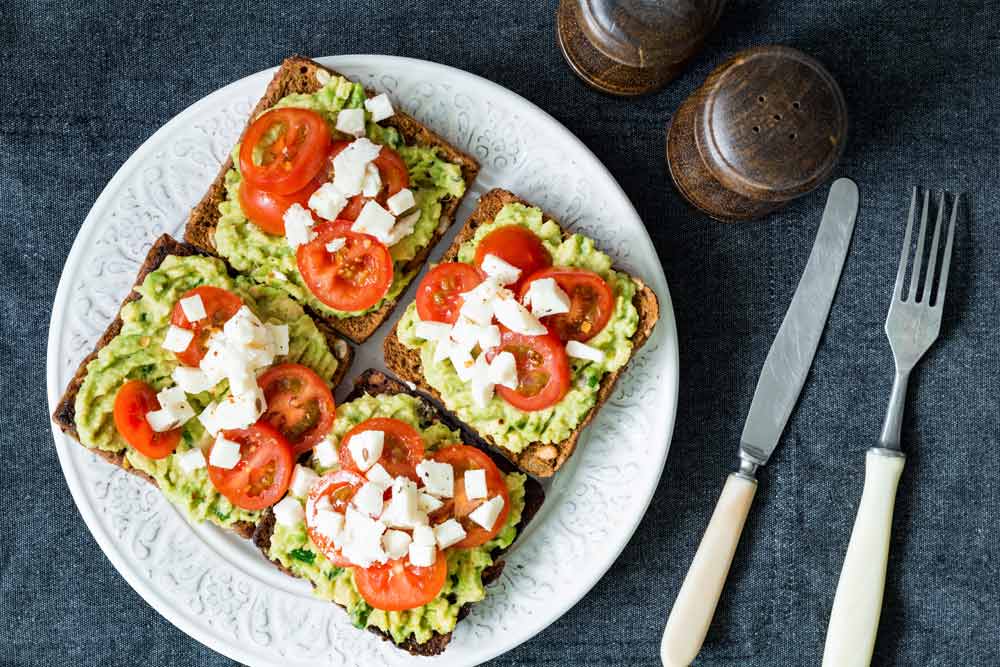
(266, 392), (527, 645)
(214, 75), (467, 319)
(73, 254), (341, 529)
(396, 203), (640, 452)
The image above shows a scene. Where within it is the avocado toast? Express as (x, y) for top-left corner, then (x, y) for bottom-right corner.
(253, 369), (545, 656)
(184, 56), (480, 344)
(52, 235), (353, 537)
(384, 188), (660, 477)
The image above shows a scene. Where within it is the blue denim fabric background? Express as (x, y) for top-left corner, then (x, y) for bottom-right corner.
(2, 0), (999, 665)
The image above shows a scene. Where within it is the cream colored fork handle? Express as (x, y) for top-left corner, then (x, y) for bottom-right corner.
(660, 473), (757, 667)
(822, 448), (905, 667)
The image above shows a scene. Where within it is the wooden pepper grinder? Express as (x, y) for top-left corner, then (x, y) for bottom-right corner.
(557, 0), (726, 96)
(666, 45), (848, 221)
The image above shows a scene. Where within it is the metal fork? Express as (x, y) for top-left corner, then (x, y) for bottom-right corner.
(822, 188), (959, 667)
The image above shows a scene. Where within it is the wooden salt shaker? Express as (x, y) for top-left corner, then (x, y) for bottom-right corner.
(666, 45), (848, 221)
(557, 0), (726, 96)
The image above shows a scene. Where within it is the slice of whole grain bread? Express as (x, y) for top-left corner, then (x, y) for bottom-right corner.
(184, 56), (480, 344)
(383, 188), (660, 478)
(251, 368), (546, 657)
(51, 234), (354, 539)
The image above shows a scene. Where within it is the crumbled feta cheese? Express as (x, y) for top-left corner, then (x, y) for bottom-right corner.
(172, 366), (217, 394)
(494, 296), (547, 335)
(566, 340), (606, 362)
(352, 481), (387, 517)
(464, 469), (489, 500)
(176, 448), (206, 473)
(273, 497), (305, 527)
(340, 508), (388, 567)
(448, 347), (477, 382)
(408, 543), (436, 567)
(283, 203), (316, 248)
(383, 209), (421, 246)
(386, 188), (415, 215)
(414, 320), (452, 341)
(347, 430), (384, 471)
(381, 477), (427, 529)
(469, 354), (494, 408)
(480, 254), (522, 285)
(308, 182), (348, 221)
(266, 324), (289, 356)
(335, 108), (366, 137)
(145, 409), (179, 432)
(197, 401), (222, 437)
(449, 317), (484, 351)
(212, 385), (265, 430)
(478, 324), (501, 350)
(382, 529), (412, 559)
(290, 464), (320, 498)
(332, 138), (381, 196)
(314, 509), (344, 542)
(434, 519), (467, 549)
(209, 435), (242, 469)
(488, 350), (518, 389)
(361, 163), (382, 197)
(324, 237), (346, 254)
(416, 460), (454, 498)
(364, 93), (395, 122)
(412, 524), (436, 546)
(468, 495), (505, 531)
(418, 492), (444, 513)
(351, 200), (396, 244)
(366, 462), (394, 488)
(523, 277), (571, 317)
(161, 325), (194, 353)
(314, 438), (338, 468)
(145, 385), (195, 431)
(179, 294), (207, 322)
(458, 278), (503, 326)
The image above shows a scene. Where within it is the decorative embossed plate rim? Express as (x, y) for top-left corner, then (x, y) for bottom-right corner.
(46, 55), (679, 666)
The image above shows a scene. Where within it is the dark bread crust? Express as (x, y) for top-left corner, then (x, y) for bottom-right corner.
(251, 368), (545, 656)
(50, 234), (354, 540)
(183, 56), (480, 343)
(383, 188), (660, 477)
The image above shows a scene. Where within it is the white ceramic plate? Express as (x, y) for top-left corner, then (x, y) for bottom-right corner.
(46, 55), (679, 666)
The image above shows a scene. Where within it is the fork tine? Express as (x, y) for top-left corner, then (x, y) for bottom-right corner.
(894, 188), (918, 299)
(934, 193), (960, 309)
(910, 189), (930, 301)
(922, 191), (945, 304)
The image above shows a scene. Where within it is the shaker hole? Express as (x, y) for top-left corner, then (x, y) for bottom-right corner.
(792, 101), (801, 110)
(773, 114), (782, 121)
(788, 132), (797, 140)
(752, 126), (760, 133)
(758, 95), (766, 103)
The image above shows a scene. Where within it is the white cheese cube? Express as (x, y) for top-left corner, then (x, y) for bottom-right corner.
(416, 460), (454, 498)
(266, 324), (289, 356)
(223, 306), (269, 347)
(162, 325), (194, 353)
(381, 477), (427, 529)
(480, 254), (522, 285)
(494, 297), (547, 336)
(171, 366), (218, 394)
(431, 337), (452, 367)
(361, 162), (382, 197)
(209, 435), (242, 469)
(385, 209), (421, 246)
(213, 385), (265, 430)
(566, 340), (606, 362)
(469, 354), (495, 409)
(412, 524), (436, 546)
(478, 324), (501, 350)
(364, 93), (395, 122)
(227, 369), (257, 397)
(314, 509), (344, 541)
(458, 278), (502, 326)
(352, 481), (387, 518)
(145, 409), (179, 432)
(366, 462), (394, 488)
(414, 320), (452, 341)
(283, 203), (317, 248)
(351, 200), (396, 244)
(386, 188), (416, 215)
(178, 294), (207, 322)
(332, 138), (381, 197)
(434, 519), (467, 549)
(273, 497), (305, 527)
(464, 469), (489, 500)
(313, 438), (338, 468)
(335, 108), (366, 137)
(408, 543), (437, 568)
(418, 493), (444, 513)
(340, 508), (388, 567)
(448, 347), (477, 382)
(176, 448), (206, 473)
(488, 350), (518, 389)
(197, 401), (222, 437)
(308, 182), (348, 221)
(347, 430), (384, 471)
(523, 277), (572, 317)
(449, 317), (484, 350)
(289, 464), (320, 498)
(468, 495), (505, 532)
(324, 237), (346, 254)
(382, 529), (412, 559)
(146, 386), (195, 431)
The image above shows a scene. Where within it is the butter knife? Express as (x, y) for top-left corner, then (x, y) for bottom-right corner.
(660, 178), (860, 667)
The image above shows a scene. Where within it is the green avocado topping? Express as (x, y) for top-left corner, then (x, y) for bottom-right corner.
(265, 392), (527, 645)
(72, 254), (340, 529)
(213, 75), (467, 319)
(396, 202), (641, 452)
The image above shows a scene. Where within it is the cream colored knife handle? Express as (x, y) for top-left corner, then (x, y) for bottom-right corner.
(822, 448), (905, 667)
(660, 473), (757, 667)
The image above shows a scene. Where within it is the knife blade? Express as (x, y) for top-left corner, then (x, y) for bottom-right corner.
(661, 177), (859, 667)
(739, 177), (860, 468)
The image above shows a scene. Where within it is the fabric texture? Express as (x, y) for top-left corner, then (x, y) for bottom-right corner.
(2, 0), (998, 665)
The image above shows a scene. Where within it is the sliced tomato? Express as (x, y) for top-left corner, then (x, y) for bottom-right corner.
(519, 267), (615, 341)
(473, 225), (551, 291)
(257, 363), (336, 457)
(338, 417), (425, 481)
(415, 262), (484, 324)
(112, 380), (180, 459)
(169, 286), (243, 366)
(324, 141), (410, 221)
(430, 445), (510, 548)
(354, 554), (448, 611)
(488, 328), (570, 411)
(297, 220), (394, 312)
(239, 173), (324, 236)
(207, 422), (294, 511)
(239, 108), (332, 195)
(305, 470), (367, 567)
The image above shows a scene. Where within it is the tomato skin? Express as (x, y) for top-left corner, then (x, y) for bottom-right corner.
(326, 142), (410, 221)
(489, 328), (571, 412)
(112, 380), (180, 459)
(239, 175), (324, 236)
(207, 422), (294, 511)
(338, 417), (426, 481)
(257, 363), (336, 457)
(474, 225), (552, 291)
(431, 445), (511, 548)
(239, 108), (332, 195)
(415, 262), (484, 324)
(169, 286), (244, 367)
(354, 554), (448, 611)
(305, 470), (367, 567)
(297, 220), (394, 312)
(519, 267), (615, 342)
